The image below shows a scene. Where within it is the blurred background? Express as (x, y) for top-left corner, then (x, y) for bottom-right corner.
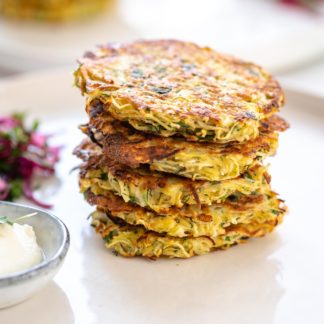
(0, 0), (323, 95)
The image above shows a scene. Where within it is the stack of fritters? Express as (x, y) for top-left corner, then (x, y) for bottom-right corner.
(73, 40), (288, 259)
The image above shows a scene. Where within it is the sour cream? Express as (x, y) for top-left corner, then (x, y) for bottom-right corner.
(0, 223), (43, 276)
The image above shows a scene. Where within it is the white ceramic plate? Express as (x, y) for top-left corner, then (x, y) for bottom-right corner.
(1, 0), (324, 73)
(0, 69), (324, 324)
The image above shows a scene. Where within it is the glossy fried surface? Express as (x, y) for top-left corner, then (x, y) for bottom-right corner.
(75, 40), (284, 143)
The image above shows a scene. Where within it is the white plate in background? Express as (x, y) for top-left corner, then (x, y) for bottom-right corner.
(0, 69), (324, 324)
(1, 0), (324, 73)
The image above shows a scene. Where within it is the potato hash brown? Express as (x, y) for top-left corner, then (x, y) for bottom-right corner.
(75, 40), (284, 143)
(91, 210), (284, 258)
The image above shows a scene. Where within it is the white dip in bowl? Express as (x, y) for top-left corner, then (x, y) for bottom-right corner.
(0, 222), (43, 276)
(0, 201), (69, 309)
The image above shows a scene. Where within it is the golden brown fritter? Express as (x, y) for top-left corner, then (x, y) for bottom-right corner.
(78, 109), (288, 180)
(84, 189), (286, 239)
(76, 141), (271, 212)
(75, 40), (285, 143)
(91, 210), (284, 258)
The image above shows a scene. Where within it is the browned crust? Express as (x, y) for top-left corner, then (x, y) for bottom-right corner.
(76, 40), (284, 124)
(85, 189), (274, 220)
(74, 140), (172, 190)
(80, 106), (285, 168)
(93, 212), (284, 260)
(75, 138), (271, 193)
(93, 214), (283, 260)
(261, 114), (289, 132)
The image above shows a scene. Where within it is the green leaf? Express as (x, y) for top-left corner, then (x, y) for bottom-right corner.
(9, 179), (23, 200)
(32, 119), (40, 131)
(0, 216), (13, 225)
(12, 112), (25, 122)
(12, 126), (28, 143)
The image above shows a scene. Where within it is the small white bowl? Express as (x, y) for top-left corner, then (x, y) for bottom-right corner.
(0, 201), (69, 309)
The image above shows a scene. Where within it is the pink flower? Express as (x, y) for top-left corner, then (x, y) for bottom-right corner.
(0, 116), (20, 132)
(30, 133), (49, 148)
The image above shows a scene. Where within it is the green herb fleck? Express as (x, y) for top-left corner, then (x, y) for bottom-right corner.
(176, 121), (189, 128)
(100, 172), (108, 181)
(0, 212), (37, 226)
(147, 124), (164, 132)
(0, 216), (13, 225)
(244, 173), (253, 180)
(104, 230), (118, 244)
(150, 86), (172, 95)
(129, 196), (137, 203)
